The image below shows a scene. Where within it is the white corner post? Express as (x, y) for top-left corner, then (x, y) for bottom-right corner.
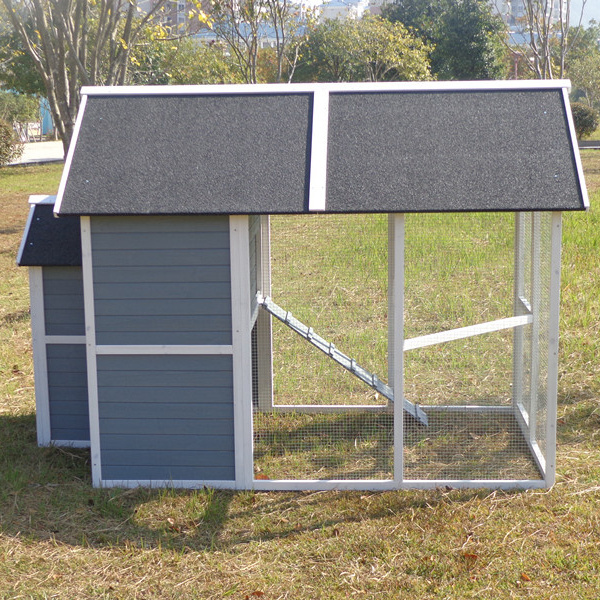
(512, 213), (526, 413)
(528, 212), (542, 445)
(545, 212), (562, 487)
(256, 215), (274, 411)
(388, 214), (405, 486)
(230, 215), (254, 489)
(80, 216), (102, 487)
(29, 267), (51, 446)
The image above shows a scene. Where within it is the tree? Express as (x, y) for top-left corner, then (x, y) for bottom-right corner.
(0, 20), (45, 94)
(568, 52), (600, 109)
(384, 0), (507, 79)
(0, 0), (174, 153)
(0, 89), (38, 121)
(506, 0), (590, 79)
(208, 0), (306, 83)
(0, 117), (22, 164)
(571, 102), (599, 139)
(293, 16), (432, 83)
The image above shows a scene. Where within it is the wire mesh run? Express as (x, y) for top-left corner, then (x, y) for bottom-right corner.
(250, 212), (554, 486)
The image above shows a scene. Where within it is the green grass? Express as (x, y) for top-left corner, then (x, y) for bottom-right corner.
(0, 159), (599, 598)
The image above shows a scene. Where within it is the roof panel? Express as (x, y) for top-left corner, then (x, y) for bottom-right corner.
(17, 198), (81, 266)
(55, 82), (587, 215)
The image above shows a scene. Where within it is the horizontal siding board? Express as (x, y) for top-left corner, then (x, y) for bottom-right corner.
(92, 231), (230, 251)
(46, 345), (86, 359)
(102, 450), (234, 467)
(99, 418), (233, 436)
(48, 386), (90, 402)
(48, 371), (88, 387)
(47, 356), (87, 373)
(91, 215), (229, 235)
(92, 249), (231, 268)
(95, 315), (231, 333)
(101, 433), (234, 452)
(43, 277), (85, 295)
(43, 266), (83, 282)
(101, 465), (235, 481)
(43, 294), (86, 310)
(94, 298), (230, 317)
(51, 428), (90, 441)
(51, 401), (90, 416)
(95, 386), (233, 404)
(93, 282), (231, 300)
(99, 402), (233, 420)
(50, 414), (90, 430)
(95, 331), (232, 345)
(98, 355), (232, 371)
(97, 370), (233, 387)
(46, 322), (86, 336)
(93, 265), (231, 284)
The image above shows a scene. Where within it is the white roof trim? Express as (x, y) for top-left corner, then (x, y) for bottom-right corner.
(55, 94), (88, 215)
(80, 79), (572, 97)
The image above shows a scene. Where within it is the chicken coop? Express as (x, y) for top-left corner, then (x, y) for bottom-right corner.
(19, 81), (587, 490)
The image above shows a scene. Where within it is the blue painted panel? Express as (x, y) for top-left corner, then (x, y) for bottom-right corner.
(43, 267), (85, 336)
(91, 215), (232, 346)
(46, 344), (89, 442)
(97, 354), (235, 481)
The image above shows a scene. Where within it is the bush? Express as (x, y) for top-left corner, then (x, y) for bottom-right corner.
(0, 119), (23, 166)
(571, 102), (600, 140)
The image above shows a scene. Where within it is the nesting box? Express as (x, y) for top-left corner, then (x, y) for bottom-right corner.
(19, 81), (588, 490)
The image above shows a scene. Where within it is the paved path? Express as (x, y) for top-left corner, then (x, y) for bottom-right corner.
(9, 141), (64, 165)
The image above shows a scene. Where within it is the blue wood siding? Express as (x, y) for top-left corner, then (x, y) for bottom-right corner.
(98, 355), (235, 481)
(91, 216), (232, 345)
(43, 267), (85, 335)
(47, 344), (89, 441)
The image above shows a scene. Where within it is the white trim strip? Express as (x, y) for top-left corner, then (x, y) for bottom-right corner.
(271, 404), (390, 413)
(54, 94), (88, 214)
(101, 479), (236, 489)
(95, 345), (233, 355)
(514, 400), (546, 476)
(229, 216), (254, 490)
(562, 88), (590, 209)
(253, 480), (397, 491)
(401, 479), (546, 490)
(51, 440), (91, 449)
(309, 89), (329, 211)
(544, 212), (562, 487)
(403, 314), (533, 351)
(45, 335), (87, 344)
(80, 80), (572, 97)
(29, 267), (51, 446)
(80, 216), (102, 487)
(28, 194), (56, 205)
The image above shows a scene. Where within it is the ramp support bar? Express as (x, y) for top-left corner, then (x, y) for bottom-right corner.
(256, 294), (428, 426)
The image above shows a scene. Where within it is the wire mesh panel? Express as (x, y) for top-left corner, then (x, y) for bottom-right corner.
(252, 214), (393, 481)
(403, 213), (543, 482)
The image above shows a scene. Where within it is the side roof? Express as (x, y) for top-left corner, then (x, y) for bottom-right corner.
(55, 81), (589, 216)
(17, 196), (82, 267)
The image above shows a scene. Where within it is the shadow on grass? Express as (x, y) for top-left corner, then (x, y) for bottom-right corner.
(2, 393), (595, 555)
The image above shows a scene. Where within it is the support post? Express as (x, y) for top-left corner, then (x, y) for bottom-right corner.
(256, 215), (274, 411)
(230, 216), (254, 489)
(512, 212), (526, 413)
(544, 212), (562, 487)
(528, 212), (542, 444)
(388, 214), (405, 485)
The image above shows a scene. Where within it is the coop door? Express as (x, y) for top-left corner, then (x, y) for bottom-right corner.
(251, 214), (395, 484)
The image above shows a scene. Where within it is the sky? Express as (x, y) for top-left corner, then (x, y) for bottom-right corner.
(571, 0), (600, 25)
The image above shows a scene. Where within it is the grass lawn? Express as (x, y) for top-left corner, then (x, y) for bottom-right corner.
(0, 158), (599, 598)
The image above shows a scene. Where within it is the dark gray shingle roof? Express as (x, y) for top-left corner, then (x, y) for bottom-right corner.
(55, 82), (588, 216)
